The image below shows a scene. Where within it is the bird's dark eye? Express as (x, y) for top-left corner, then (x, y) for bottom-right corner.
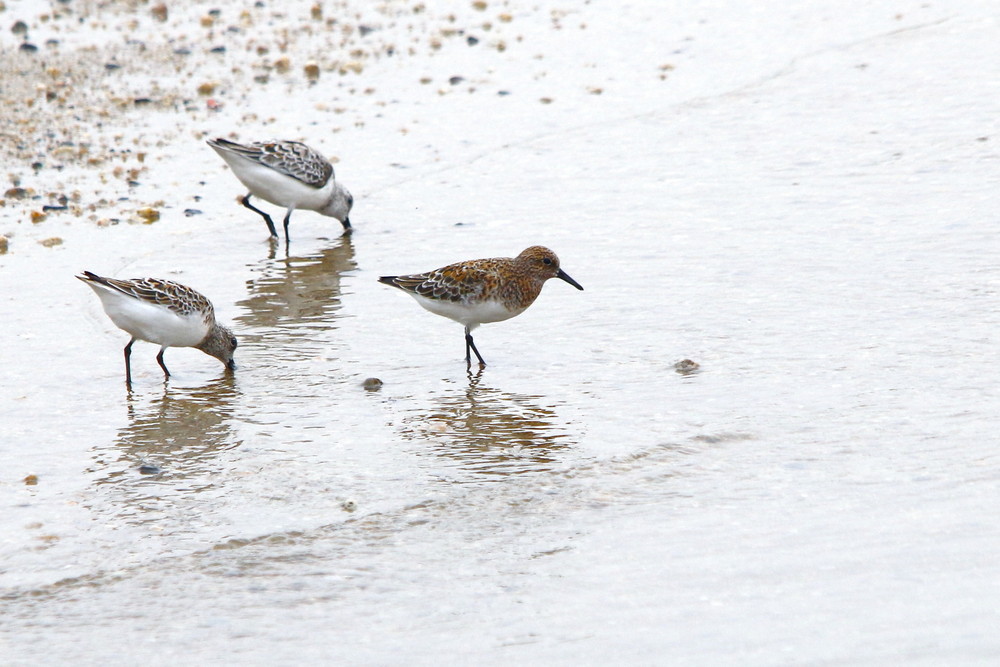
(542, 257), (553, 265)
(347, 194), (354, 208)
(231, 337), (238, 349)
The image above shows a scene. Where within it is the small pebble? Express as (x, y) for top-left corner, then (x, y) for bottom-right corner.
(362, 377), (383, 391)
(11, 20), (28, 36)
(136, 207), (159, 223)
(24, 474), (38, 485)
(183, 208), (203, 217)
(139, 464), (162, 475)
(341, 499), (357, 512)
(674, 359), (700, 375)
(39, 237), (62, 247)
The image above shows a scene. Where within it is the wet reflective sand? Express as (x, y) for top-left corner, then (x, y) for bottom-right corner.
(2, 0), (1000, 663)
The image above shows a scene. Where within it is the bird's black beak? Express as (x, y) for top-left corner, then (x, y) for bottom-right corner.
(557, 268), (584, 291)
(226, 359), (237, 372)
(342, 216), (352, 231)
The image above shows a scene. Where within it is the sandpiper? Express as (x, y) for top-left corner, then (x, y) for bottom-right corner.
(207, 137), (353, 242)
(379, 246), (583, 366)
(77, 271), (237, 384)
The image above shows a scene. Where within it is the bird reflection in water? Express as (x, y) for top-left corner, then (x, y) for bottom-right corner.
(89, 375), (241, 503)
(235, 236), (356, 358)
(400, 370), (573, 478)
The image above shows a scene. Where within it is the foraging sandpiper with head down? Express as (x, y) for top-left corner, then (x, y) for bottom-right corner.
(207, 137), (353, 243)
(77, 271), (237, 385)
(378, 246), (584, 366)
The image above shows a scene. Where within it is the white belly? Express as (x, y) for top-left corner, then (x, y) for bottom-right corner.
(98, 292), (207, 347)
(416, 295), (521, 328)
(221, 154), (332, 212)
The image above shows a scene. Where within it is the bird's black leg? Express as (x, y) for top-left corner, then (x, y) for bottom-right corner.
(464, 327), (486, 367)
(124, 337), (135, 386)
(156, 348), (171, 380)
(241, 193), (278, 238)
(282, 209), (293, 244)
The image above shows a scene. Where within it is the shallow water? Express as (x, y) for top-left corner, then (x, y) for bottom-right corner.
(2, 0), (1000, 663)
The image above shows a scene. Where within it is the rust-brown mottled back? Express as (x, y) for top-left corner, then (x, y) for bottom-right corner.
(382, 246), (565, 312)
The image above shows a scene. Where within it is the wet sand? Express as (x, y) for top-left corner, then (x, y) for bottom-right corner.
(3, 0), (1000, 663)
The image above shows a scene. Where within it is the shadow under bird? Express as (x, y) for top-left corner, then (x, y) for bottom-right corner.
(378, 246), (584, 367)
(207, 137), (353, 243)
(77, 271), (237, 385)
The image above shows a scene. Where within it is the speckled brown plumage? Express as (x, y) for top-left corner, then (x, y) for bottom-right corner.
(379, 246), (584, 366)
(83, 274), (215, 320)
(211, 138), (334, 188)
(77, 271), (237, 384)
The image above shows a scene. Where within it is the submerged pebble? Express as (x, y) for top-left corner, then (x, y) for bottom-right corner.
(362, 377), (383, 391)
